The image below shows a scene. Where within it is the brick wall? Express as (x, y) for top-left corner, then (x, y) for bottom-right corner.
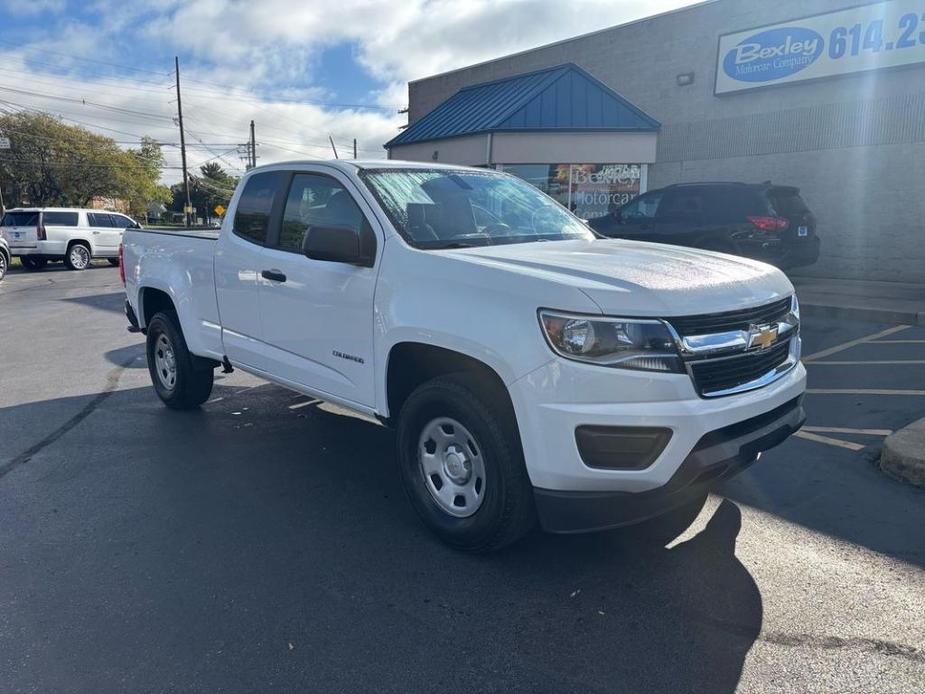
(406, 0), (925, 283)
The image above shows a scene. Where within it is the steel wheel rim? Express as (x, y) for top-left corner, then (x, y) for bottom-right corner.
(0, 254), (5, 274)
(418, 417), (486, 518)
(153, 333), (177, 391)
(70, 245), (90, 269)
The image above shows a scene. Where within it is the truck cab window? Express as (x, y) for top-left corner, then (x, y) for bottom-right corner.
(234, 171), (286, 245)
(279, 173), (365, 252)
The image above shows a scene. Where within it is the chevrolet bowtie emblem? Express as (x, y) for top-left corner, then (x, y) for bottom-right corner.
(748, 323), (779, 350)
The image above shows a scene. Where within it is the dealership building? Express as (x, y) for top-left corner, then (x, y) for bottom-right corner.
(385, 0), (925, 283)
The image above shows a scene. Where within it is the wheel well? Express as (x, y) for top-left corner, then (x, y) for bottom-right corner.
(66, 239), (91, 251)
(385, 342), (514, 424)
(140, 287), (175, 326)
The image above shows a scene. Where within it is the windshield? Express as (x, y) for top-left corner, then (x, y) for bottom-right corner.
(361, 168), (594, 249)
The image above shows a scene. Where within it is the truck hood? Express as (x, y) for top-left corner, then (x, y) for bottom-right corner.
(445, 238), (793, 316)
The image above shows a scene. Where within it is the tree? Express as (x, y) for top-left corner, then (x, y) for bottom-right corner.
(173, 161), (238, 222)
(0, 112), (166, 216)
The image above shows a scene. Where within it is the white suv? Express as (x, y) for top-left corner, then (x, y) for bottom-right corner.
(0, 207), (140, 271)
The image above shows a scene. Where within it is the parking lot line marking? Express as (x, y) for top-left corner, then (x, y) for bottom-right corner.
(806, 388), (925, 396)
(794, 431), (866, 451)
(802, 426), (892, 436)
(870, 339), (925, 344)
(289, 400), (317, 410)
(802, 325), (910, 362)
(806, 360), (925, 365)
(206, 397), (224, 404)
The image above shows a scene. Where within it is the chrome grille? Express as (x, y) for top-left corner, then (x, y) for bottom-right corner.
(667, 297), (791, 337)
(688, 341), (791, 397)
(667, 296), (798, 398)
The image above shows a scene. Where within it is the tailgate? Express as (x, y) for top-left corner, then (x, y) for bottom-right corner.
(1, 211), (40, 248)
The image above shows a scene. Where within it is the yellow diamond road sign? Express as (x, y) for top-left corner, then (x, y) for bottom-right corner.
(214, 205), (226, 216)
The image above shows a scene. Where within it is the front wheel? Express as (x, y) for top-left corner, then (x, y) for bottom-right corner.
(0, 253), (7, 280)
(145, 311), (214, 409)
(396, 374), (536, 552)
(64, 243), (92, 270)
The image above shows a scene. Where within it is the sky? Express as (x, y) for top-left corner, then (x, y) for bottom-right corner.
(0, 0), (699, 183)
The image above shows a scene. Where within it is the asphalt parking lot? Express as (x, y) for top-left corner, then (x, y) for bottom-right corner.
(1, 264), (923, 693)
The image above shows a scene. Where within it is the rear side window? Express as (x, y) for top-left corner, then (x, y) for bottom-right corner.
(657, 189), (705, 221)
(767, 189), (810, 217)
(703, 187), (770, 223)
(279, 174), (365, 252)
(2, 212), (38, 226)
(88, 212), (114, 227)
(108, 214), (134, 228)
(43, 211), (79, 226)
(234, 171), (286, 244)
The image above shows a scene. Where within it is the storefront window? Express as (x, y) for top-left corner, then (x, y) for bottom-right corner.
(502, 163), (643, 220)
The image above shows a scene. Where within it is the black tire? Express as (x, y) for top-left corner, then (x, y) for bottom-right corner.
(397, 374), (535, 552)
(0, 252), (7, 280)
(20, 256), (48, 271)
(145, 311), (214, 410)
(108, 258), (120, 267)
(64, 242), (92, 271)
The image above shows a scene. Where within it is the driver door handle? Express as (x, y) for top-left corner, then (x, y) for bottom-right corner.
(261, 269), (287, 283)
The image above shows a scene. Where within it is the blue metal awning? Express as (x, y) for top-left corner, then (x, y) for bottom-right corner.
(386, 63), (659, 148)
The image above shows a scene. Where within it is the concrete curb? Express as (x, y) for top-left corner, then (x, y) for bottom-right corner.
(801, 302), (925, 326)
(880, 418), (925, 489)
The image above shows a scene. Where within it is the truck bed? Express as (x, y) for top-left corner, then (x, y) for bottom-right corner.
(135, 227), (221, 241)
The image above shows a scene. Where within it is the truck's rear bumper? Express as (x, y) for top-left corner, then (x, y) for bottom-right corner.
(533, 395), (805, 533)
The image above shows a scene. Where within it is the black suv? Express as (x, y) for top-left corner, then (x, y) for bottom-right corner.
(589, 182), (820, 269)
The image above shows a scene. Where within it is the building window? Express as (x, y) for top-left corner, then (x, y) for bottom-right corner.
(502, 163), (643, 220)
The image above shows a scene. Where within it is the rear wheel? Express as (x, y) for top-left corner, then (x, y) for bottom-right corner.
(146, 311), (214, 409)
(20, 256), (48, 271)
(397, 374), (535, 552)
(0, 252), (7, 280)
(64, 242), (91, 271)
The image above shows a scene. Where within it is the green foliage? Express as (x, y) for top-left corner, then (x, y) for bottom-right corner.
(0, 112), (166, 217)
(171, 161), (238, 221)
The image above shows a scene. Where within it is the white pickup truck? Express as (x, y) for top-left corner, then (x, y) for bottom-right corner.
(122, 160), (806, 551)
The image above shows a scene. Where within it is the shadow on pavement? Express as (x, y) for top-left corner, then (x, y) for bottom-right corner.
(61, 290), (125, 314)
(104, 342), (147, 368)
(0, 383), (761, 692)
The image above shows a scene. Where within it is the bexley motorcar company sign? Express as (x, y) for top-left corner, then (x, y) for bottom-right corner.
(716, 1), (925, 94)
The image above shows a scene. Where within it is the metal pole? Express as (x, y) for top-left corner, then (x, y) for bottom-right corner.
(353, 138), (357, 159)
(329, 136), (339, 159)
(249, 120), (256, 169)
(175, 56), (192, 228)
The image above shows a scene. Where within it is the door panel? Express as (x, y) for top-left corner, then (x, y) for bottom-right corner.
(214, 170), (288, 370)
(258, 171), (378, 407)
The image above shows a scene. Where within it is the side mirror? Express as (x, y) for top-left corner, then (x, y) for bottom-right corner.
(302, 221), (376, 267)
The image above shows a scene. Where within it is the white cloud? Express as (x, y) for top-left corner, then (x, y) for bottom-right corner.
(0, 0), (698, 182)
(2, 0), (65, 15)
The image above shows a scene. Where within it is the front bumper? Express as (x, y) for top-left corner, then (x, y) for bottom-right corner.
(534, 394), (805, 533)
(509, 344), (806, 494)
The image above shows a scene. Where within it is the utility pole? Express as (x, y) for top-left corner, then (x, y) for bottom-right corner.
(329, 136), (339, 159)
(249, 120), (256, 169)
(175, 56), (192, 228)
(353, 138), (357, 160)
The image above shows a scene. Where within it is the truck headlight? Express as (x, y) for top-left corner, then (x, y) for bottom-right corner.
(539, 311), (684, 373)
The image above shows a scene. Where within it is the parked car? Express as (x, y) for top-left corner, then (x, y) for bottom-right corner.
(0, 207), (141, 271)
(0, 231), (9, 281)
(122, 161), (806, 552)
(589, 182), (821, 269)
